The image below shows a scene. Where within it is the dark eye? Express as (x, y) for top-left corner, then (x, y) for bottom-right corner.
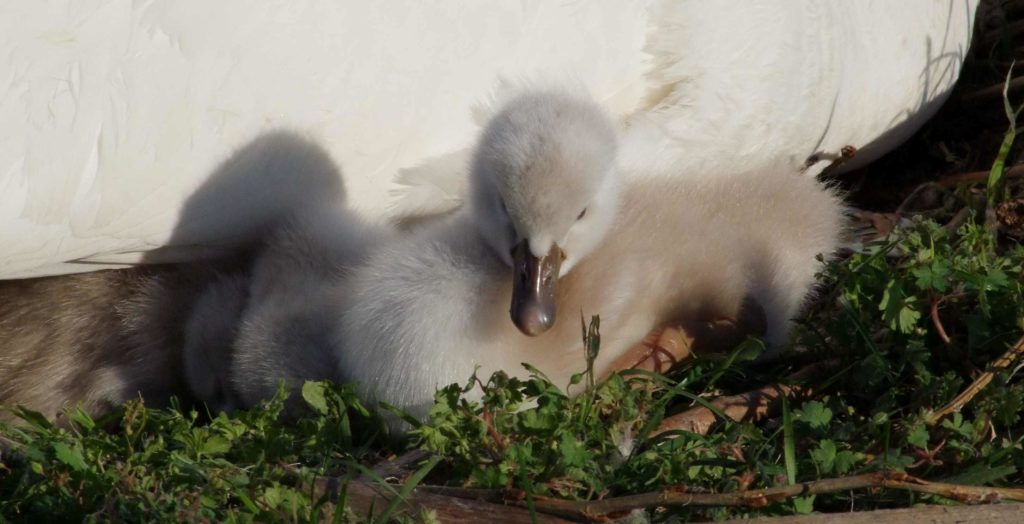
(577, 208), (587, 221)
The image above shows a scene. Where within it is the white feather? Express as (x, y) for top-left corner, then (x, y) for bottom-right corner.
(0, 0), (978, 278)
(302, 92), (844, 422)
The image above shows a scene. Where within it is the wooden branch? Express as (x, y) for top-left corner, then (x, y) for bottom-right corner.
(717, 502), (1024, 524)
(960, 76), (1024, 104)
(314, 450), (1024, 521)
(414, 471), (1024, 521)
(943, 207), (972, 235)
(936, 165), (1024, 188)
(927, 334), (1024, 426)
(652, 360), (835, 437)
(929, 293), (965, 346)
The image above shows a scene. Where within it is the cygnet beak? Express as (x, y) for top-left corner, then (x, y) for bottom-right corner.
(510, 240), (563, 336)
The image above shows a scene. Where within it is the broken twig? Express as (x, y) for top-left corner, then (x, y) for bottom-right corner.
(961, 76), (1024, 104)
(936, 164), (1024, 188)
(411, 471), (1024, 520)
(927, 334), (1024, 426)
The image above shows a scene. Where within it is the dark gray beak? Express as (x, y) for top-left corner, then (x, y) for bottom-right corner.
(510, 240), (563, 336)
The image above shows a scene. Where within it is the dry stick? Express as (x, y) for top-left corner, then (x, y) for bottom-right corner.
(935, 164), (1024, 188)
(930, 298), (952, 344)
(961, 76), (1024, 104)
(929, 293), (965, 346)
(651, 360), (835, 437)
(894, 182), (952, 217)
(416, 471), (1024, 521)
(927, 334), (1024, 426)
(943, 206), (972, 235)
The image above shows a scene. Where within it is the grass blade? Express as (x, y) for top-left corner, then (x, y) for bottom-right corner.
(987, 62), (1024, 207)
(372, 455), (441, 524)
(782, 395), (797, 486)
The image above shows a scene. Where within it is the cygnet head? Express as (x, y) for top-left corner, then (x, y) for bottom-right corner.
(469, 91), (620, 336)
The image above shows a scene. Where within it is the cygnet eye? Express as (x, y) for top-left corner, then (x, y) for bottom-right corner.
(577, 208), (587, 221)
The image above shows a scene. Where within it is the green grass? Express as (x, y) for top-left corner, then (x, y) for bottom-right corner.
(0, 383), (392, 522)
(2, 212), (1024, 522)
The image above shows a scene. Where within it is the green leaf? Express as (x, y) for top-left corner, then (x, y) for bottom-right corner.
(912, 261), (951, 292)
(782, 396), (797, 485)
(942, 463), (1016, 485)
(941, 412), (971, 438)
(983, 268), (1010, 290)
(987, 62), (1023, 206)
(52, 442), (87, 472)
(375, 455), (441, 524)
(68, 406), (96, 431)
(793, 495), (816, 514)
(520, 409), (558, 432)
(263, 485), (283, 509)
(558, 433), (588, 467)
(14, 406), (54, 430)
(834, 451), (863, 474)
(811, 440), (837, 474)
(302, 381), (329, 414)
(796, 401), (833, 430)
(201, 435), (232, 456)
(228, 472), (251, 488)
(907, 425), (929, 450)
(879, 281), (921, 334)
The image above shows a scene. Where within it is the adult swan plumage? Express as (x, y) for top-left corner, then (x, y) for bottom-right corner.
(0, 1), (979, 278)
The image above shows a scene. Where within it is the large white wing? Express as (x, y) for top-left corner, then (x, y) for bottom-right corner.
(0, 0), (978, 278)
